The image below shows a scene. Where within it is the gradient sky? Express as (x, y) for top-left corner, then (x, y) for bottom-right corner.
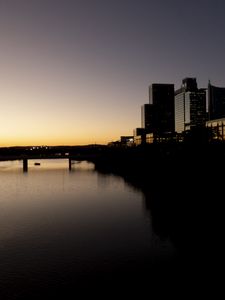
(1, 0), (225, 146)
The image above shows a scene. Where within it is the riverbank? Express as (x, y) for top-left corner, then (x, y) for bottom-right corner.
(94, 142), (225, 295)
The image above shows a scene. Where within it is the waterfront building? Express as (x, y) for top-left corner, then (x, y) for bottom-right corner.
(149, 83), (175, 135)
(208, 82), (225, 120)
(206, 117), (225, 141)
(120, 136), (134, 146)
(141, 104), (154, 133)
(133, 128), (146, 137)
(134, 135), (145, 145)
(146, 133), (154, 144)
(175, 78), (206, 133)
(133, 128), (146, 145)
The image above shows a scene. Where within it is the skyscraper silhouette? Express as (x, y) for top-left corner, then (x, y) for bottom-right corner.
(208, 81), (225, 120)
(175, 78), (206, 133)
(149, 83), (175, 135)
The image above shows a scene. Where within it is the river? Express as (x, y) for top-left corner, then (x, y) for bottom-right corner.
(0, 159), (179, 298)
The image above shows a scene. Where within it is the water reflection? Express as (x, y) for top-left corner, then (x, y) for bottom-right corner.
(104, 163), (225, 297)
(2, 158), (220, 297)
(0, 160), (178, 298)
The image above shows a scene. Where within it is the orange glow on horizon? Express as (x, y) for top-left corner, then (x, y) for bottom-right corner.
(0, 134), (121, 147)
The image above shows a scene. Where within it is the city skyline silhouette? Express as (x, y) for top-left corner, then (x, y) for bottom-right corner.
(1, 2), (225, 296)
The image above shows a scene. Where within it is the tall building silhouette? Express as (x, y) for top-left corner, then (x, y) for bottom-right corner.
(206, 81), (225, 141)
(148, 83), (175, 135)
(175, 78), (206, 133)
(141, 104), (154, 133)
(208, 81), (225, 120)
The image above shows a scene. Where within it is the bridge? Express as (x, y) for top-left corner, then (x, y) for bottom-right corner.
(0, 153), (101, 172)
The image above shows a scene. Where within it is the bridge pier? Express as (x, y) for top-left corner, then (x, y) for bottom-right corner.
(23, 158), (28, 172)
(69, 158), (72, 171)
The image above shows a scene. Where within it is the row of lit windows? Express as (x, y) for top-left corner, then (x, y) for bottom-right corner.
(206, 119), (225, 140)
(207, 120), (225, 127)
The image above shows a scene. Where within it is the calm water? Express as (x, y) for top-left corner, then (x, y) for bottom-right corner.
(0, 159), (175, 298)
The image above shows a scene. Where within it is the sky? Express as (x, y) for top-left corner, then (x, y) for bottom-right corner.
(1, 0), (225, 146)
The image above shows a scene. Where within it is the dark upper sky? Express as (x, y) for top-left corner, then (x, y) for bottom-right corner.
(1, 0), (225, 145)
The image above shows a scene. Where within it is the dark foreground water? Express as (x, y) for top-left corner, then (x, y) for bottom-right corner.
(0, 160), (180, 298)
(1, 157), (224, 298)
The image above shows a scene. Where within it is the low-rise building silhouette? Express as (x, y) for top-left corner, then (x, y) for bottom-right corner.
(133, 128), (146, 145)
(206, 118), (225, 141)
(120, 136), (134, 146)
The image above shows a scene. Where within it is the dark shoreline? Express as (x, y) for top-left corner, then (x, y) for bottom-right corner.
(93, 143), (224, 294)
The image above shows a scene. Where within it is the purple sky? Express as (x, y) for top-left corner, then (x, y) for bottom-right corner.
(1, 0), (225, 146)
